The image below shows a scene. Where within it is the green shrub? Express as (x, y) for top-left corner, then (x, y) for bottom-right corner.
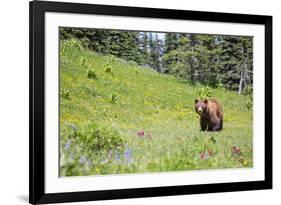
(87, 69), (97, 79)
(60, 88), (70, 100)
(60, 38), (84, 57)
(244, 86), (253, 110)
(84, 124), (124, 152)
(105, 60), (114, 76)
(109, 93), (118, 104)
(60, 123), (125, 176)
(80, 56), (88, 69)
(196, 86), (213, 100)
(62, 123), (125, 154)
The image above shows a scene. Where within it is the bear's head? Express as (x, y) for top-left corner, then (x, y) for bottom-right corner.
(195, 99), (208, 115)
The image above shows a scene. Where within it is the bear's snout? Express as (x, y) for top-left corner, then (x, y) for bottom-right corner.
(198, 107), (203, 113)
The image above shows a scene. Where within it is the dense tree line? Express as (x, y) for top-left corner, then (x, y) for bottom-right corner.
(163, 33), (253, 92)
(60, 28), (143, 63)
(60, 28), (253, 93)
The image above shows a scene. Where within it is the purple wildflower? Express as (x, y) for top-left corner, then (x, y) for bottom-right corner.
(124, 148), (133, 163)
(115, 152), (121, 161)
(114, 152), (122, 164)
(64, 140), (71, 150)
(79, 156), (87, 164)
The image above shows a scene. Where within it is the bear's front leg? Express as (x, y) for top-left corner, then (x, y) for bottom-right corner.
(207, 125), (213, 131)
(200, 117), (208, 131)
(212, 123), (221, 131)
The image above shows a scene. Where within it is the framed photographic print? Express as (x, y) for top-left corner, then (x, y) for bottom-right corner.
(29, 0), (272, 204)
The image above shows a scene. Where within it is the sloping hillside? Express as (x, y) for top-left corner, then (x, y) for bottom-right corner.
(59, 39), (253, 176)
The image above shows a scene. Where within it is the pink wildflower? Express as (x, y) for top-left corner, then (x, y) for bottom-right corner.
(137, 130), (145, 137)
(232, 146), (241, 154)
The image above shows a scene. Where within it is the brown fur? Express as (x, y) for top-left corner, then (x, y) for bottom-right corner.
(195, 99), (223, 131)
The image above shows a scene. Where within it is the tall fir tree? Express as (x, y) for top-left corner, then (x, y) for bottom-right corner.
(138, 32), (149, 65)
(219, 36), (253, 92)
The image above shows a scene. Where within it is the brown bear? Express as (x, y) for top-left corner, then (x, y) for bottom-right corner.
(194, 99), (223, 131)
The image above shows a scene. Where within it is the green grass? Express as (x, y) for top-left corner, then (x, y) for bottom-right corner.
(59, 39), (253, 176)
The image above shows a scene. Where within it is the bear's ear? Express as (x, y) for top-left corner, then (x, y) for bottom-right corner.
(195, 99), (198, 104)
(204, 99), (208, 104)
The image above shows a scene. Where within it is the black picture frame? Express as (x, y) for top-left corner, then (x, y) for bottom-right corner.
(29, 0), (272, 204)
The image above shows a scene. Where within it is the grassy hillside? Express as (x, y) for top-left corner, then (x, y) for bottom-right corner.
(59, 39), (253, 176)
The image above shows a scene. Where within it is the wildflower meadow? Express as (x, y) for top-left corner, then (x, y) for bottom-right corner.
(59, 35), (253, 176)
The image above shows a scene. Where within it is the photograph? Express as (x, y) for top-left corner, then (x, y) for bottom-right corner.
(29, 1), (272, 203)
(59, 27), (254, 177)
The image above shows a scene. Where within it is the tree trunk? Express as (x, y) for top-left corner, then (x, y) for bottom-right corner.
(243, 61), (248, 89)
(238, 60), (248, 94)
(238, 70), (243, 94)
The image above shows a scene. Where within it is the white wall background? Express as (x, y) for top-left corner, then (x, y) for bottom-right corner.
(0, 0), (279, 204)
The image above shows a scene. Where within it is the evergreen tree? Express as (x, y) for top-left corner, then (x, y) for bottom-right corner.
(146, 33), (164, 71)
(164, 33), (178, 53)
(138, 32), (149, 65)
(155, 34), (164, 72)
(219, 36), (253, 92)
(108, 31), (140, 63)
(163, 33), (179, 72)
(60, 27), (253, 92)
(163, 34), (224, 86)
(147, 33), (156, 69)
